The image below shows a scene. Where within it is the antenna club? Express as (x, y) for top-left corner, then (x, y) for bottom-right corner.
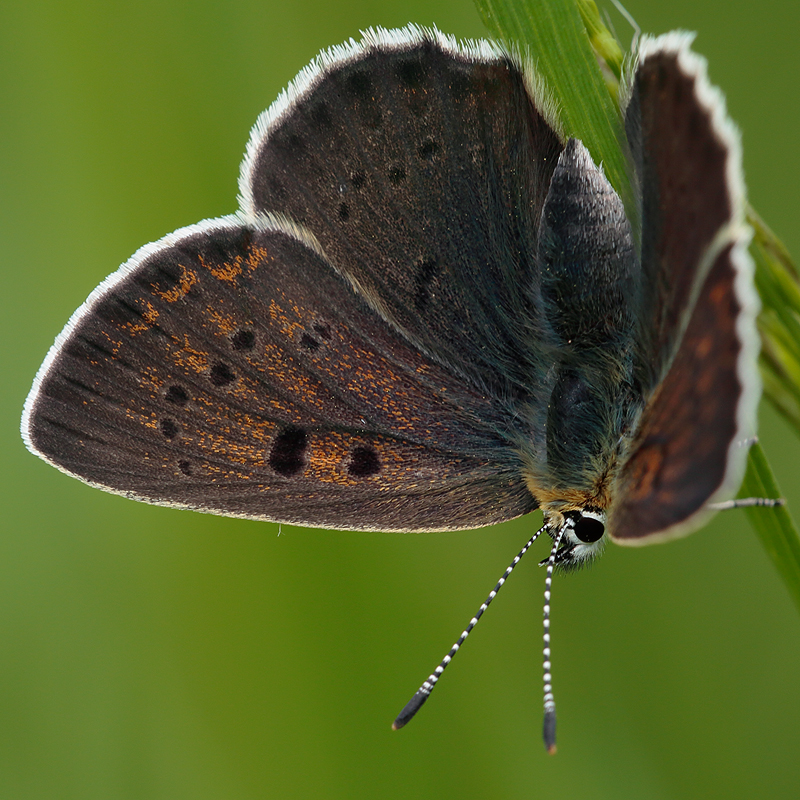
(393, 688), (430, 730)
(543, 708), (557, 754)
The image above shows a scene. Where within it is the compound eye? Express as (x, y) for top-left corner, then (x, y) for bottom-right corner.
(573, 515), (605, 543)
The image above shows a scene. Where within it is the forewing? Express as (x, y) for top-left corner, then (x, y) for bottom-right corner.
(624, 33), (746, 394)
(609, 233), (759, 544)
(22, 218), (536, 531)
(242, 26), (564, 397)
(608, 33), (761, 544)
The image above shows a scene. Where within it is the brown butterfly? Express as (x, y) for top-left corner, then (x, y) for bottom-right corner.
(21, 27), (763, 751)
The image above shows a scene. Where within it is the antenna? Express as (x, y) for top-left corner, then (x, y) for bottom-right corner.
(542, 524), (567, 754)
(392, 522), (548, 732)
(708, 497), (784, 510)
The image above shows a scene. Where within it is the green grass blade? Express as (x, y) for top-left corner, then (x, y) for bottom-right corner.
(750, 207), (800, 435)
(576, 0), (623, 80)
(740, 443), (800, 613)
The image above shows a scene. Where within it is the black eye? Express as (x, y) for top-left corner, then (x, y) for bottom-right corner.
(573, 515), (605, 543)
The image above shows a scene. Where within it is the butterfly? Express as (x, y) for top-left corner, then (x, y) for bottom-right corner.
(21, 26), (761, 751)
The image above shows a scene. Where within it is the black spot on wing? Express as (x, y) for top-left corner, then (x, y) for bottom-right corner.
(417, 138), (439, 160)
(231, 329), (255, 351)
(269, 428), (308, 476)
(300, 332), (321, 352)
(165, 385), (189, 406)
(348, 445), (381, 477)
(160, 419), (179, 439)
(209, 361), (235, 387)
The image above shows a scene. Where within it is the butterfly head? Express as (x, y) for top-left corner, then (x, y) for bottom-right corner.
(542, 507), (606, 569)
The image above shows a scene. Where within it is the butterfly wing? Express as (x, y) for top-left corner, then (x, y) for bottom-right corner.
(624, 33), (749, 394)
(22, 217), (536, 531)
(241, 26), (565, 398)
(22, 26), (576, 532)
(609, 35), (760, 543)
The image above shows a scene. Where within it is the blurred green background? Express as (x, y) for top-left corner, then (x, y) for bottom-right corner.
(2, 0), (799, 798)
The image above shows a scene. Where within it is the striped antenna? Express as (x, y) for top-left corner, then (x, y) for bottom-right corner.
(708, 497), (784, 510)
(542, 524), (567, 754)
(392, 522), (549, 731)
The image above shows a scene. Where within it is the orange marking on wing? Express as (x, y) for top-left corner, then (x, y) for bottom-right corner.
(154, 263), (197, 302)
(198, 244), (270, 282)
(204, 305), (243, 337)
(128, 409), (159, 431)
(613, 442), (664, 505)
(172, 334), (210, 373)
(199, 253), (244, 282)
(99, 330), (123, 355)
(123, 301), (159, 335)
(246, 245), (270, 272)
(230, 376), (314, 425)
(306, 432), (360, 486)
(183, 428), (250, 467)
(182, 405), (278, 467)
(694, 333), (713, 360)
(268, 294), (306, 342)
(247, 340), (338, 418)
(139, 367), (164, 394)
(345, 350), (418, 430)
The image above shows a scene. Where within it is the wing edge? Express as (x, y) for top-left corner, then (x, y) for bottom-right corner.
(611, 227), (761, 546)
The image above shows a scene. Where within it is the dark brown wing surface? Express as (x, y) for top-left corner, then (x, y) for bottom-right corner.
(23, 220), (536, 531)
